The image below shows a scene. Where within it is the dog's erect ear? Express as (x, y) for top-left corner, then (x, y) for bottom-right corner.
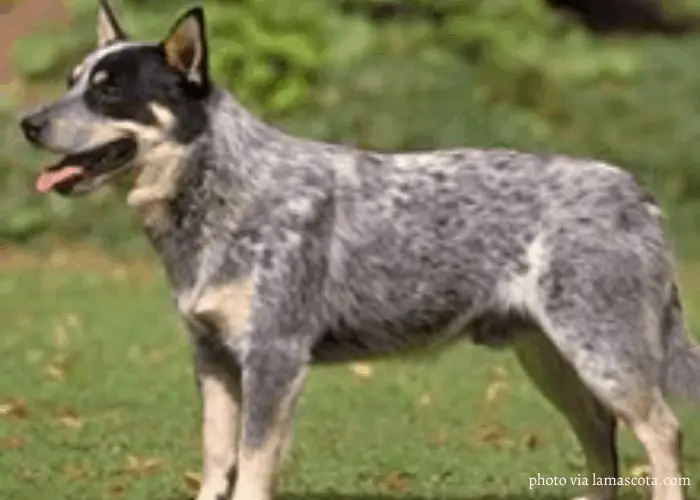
(161, 7), (209, 92)
(97, 0), (128, 47)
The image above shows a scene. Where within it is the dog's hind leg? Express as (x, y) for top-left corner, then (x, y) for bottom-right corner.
(515, 330), (618, 500)
(536, 267), (685, 500)
(540, 321), (684, 500)
(627, 392), (684, 500)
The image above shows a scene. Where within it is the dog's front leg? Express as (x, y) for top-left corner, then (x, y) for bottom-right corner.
(232, 346), (308, 500)
(194, 342), (242, 500)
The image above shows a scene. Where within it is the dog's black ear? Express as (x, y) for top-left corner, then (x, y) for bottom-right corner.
(97, 0), (128, 47)
(161, 7), (209, 93)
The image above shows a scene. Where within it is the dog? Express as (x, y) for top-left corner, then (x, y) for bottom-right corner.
(18, 2), (700, 499)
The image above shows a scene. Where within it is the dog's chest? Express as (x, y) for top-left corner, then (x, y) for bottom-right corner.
(175, 276), (256, 342)
(157, 223), (259, 338)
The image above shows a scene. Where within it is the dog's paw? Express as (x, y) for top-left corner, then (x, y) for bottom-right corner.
(195, 481), (230, 500)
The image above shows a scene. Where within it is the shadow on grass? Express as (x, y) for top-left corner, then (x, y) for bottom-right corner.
(281, 492), (645, 500)
(169, 488), (648, 500)
(281, 495), (561, 500)
(168, 494), (565, 500)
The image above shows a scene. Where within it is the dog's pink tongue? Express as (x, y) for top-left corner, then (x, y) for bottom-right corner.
(35, 166), (84, 193)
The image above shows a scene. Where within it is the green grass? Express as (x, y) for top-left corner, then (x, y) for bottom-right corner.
(2, 247), (700, 500)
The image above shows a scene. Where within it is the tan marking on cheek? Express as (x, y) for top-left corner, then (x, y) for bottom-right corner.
(114, 121), (164, 143)
(190, 279), (255, 334)
(88, 122), (127, 147)
(149, 103), (176, 129)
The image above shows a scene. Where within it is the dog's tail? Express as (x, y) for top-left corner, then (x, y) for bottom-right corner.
(661, 281), (700, 405)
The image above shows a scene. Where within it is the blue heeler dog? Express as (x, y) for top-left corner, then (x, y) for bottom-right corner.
(18, 2), (700, 499)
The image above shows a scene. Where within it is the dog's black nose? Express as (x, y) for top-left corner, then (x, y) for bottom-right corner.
(20, 114), (47, 144)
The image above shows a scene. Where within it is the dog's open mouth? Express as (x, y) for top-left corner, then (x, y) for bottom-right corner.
(36, 137), (138, 194)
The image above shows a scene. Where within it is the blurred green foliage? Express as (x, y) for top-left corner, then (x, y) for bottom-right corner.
(3, 0), (700, 256)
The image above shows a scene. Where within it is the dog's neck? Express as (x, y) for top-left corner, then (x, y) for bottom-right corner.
(126, 91), (261, 204)
(128, 89), (286, 290)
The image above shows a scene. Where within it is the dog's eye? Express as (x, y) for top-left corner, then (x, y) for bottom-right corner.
(90, 71), (122, 100)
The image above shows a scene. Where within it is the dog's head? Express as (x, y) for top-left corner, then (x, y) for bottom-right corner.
(19, 1), (211, 196)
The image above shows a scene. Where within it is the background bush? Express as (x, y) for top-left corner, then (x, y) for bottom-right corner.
(3, 0), (700, 256)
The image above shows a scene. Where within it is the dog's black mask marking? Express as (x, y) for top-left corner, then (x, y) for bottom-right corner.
(81, 45), (210, 143)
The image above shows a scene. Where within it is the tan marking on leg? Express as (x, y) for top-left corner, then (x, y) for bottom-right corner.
(233, 369), (307, 500)
(190, 280), (255, 334)
(628, 393), (683, 500)
(196, 365), (241, 500)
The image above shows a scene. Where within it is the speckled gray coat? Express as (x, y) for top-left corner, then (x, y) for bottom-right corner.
(18, 4), (700, 500)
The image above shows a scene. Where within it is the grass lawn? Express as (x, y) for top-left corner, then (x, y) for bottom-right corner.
(2, 245), (700, 500)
